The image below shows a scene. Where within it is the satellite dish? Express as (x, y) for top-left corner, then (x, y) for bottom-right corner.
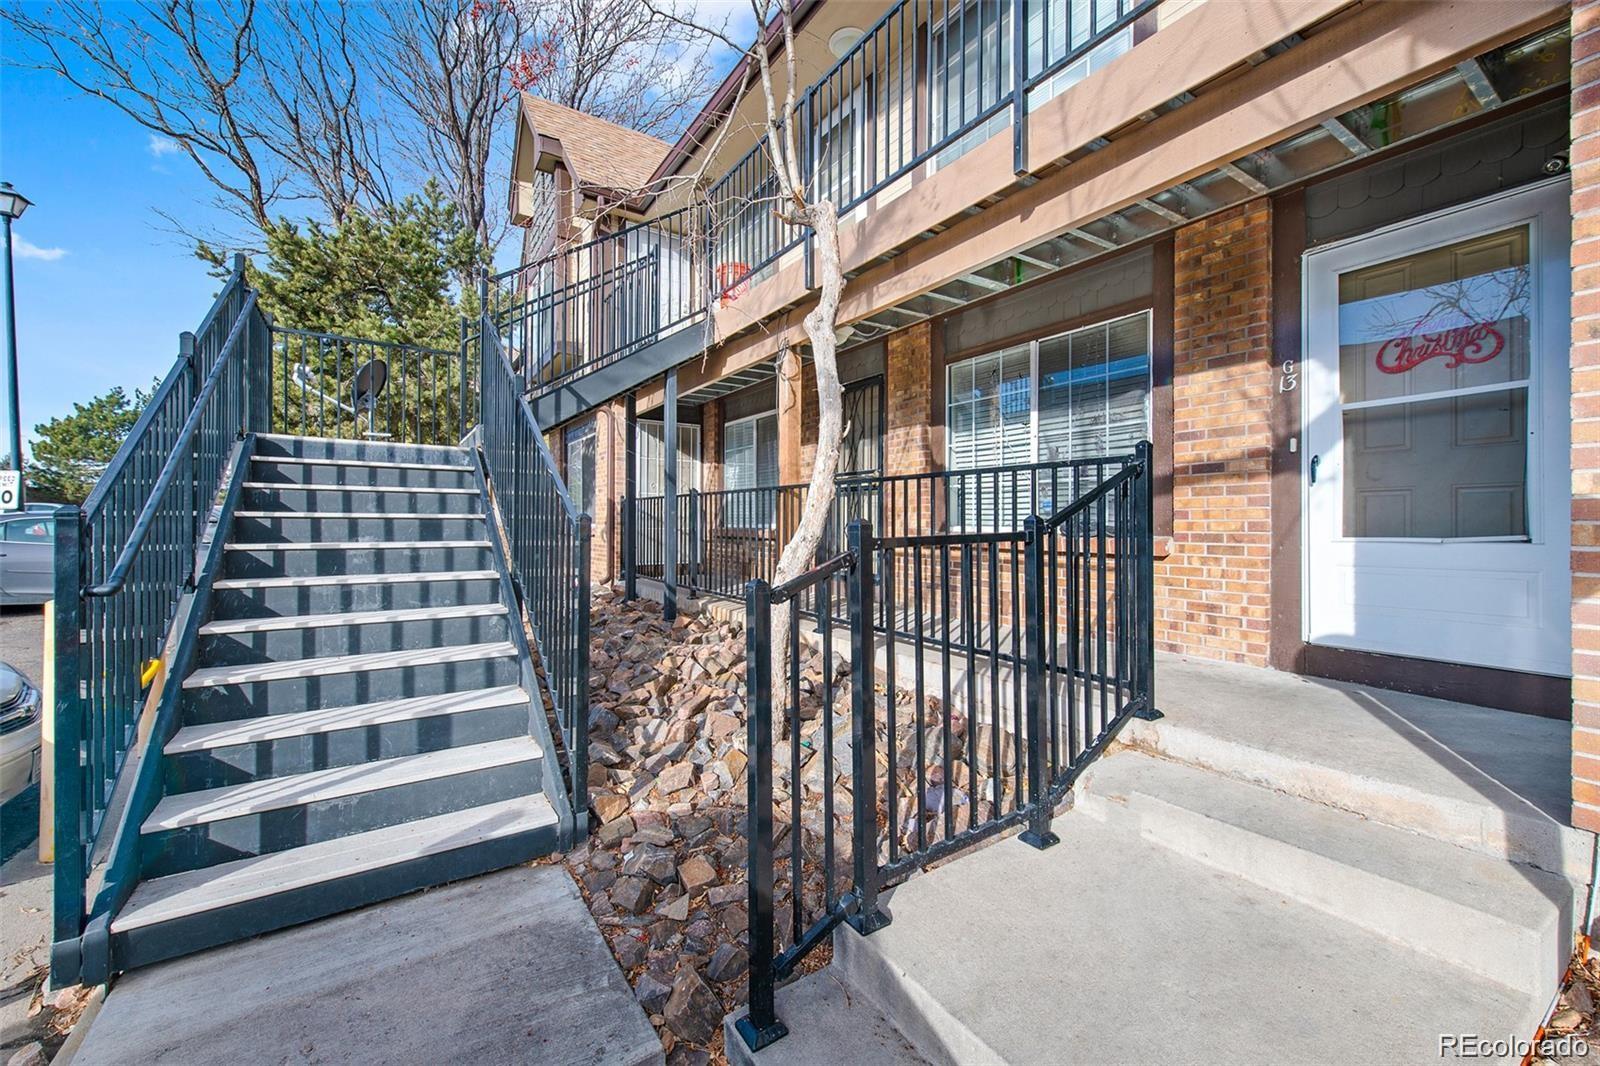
(352, 358), (390, 440)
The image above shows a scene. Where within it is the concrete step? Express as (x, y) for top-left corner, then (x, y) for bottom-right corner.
(180, 640), (522, 722)
(248, 456), (476, 489)
(240, 483), (481, 514)
(231, 512), (486, 544)
(1076, 751), (1577, 997)
(196, 603), (511, 664)
(141, 736), (543, 878)
(221, 540), (494, 579)
(1126, 657), (1594, 881)
(163, 685), (531, 790)
(111, 796), (560, 972)
(210, 570), (502, 619)
(832, 814), (1546, 1066)
(253, 434), (470, 467)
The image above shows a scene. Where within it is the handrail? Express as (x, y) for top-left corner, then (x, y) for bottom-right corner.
(269, 325), (455, 357)
(1043, 459), (1139, 532)
(482, 320), (583, 523)
(87, 290), (257, 598)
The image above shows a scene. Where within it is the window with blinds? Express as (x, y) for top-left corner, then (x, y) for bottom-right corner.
(636, 420), (701, 497)
(725, 411), (780, 528)
(946, 310), (1152, 527)
(564, 421), (597, 518)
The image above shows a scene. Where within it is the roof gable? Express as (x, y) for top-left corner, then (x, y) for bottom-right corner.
(519, 94), (672, 195)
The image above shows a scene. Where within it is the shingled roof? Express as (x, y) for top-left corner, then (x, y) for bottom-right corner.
(520, 94), (673, 195)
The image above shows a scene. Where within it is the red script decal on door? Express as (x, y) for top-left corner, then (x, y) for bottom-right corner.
(1374, 322), (1505, 375)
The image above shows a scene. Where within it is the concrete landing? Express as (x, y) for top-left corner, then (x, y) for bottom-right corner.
(723, 968), (929, 1066)
(71, 864), (662, 1066)
(835, 810), (1545, 1066)
(1130, 654), (1592, 880)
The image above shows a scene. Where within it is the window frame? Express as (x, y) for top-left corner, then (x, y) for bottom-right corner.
(722, 409), (781, 530)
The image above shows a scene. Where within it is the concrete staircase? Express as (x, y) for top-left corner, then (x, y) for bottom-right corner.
(108, 435), (560, 970)
(733, 660), (1591, 1065)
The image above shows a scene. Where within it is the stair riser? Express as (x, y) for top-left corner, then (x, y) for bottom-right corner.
(232, 515), (486, 543)
(183, 657), (523, 723)
(211, 577), (501, 619)
(112, 824), (559, 974)
(199, 614), (511, 665)
(164, 704), (530, 791)
(1079, 789), (1570, 997)
(140, 758), (543, 878)
(248, 461), (477, 489)
(254, 437), (469, 467)
(223, 545), (494, 579)
(242, 487), (481, 514)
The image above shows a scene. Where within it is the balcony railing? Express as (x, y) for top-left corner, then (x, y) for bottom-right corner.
(491, 0), (1156, 402)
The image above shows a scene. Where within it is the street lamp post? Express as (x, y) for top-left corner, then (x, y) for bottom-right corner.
(0, 181), (32, 508)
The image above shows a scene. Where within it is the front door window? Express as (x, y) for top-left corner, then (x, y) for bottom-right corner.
(1335, 226), (1532, 540)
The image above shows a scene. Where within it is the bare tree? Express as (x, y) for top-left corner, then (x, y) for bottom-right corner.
(645, 0), (847, 681)
(369, 0), (528, 249)
(509, 0), (726, 140)
(4, 0), (392, 246)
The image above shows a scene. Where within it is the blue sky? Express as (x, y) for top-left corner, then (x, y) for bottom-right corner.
(1, 2), (757, 458)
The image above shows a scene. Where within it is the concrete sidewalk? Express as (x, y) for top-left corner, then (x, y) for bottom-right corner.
(71, 863), (662, 1066)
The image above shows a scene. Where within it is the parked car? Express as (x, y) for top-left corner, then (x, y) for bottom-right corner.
(0, 512), (53, 605)
(0, 662), (42, 805)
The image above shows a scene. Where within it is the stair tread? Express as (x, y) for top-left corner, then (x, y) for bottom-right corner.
(252, 456), (470, 472)
(182, 640), (517, 688)
(1084, 752), (1573, 929)
(234, 512), (485, 519)
(117, 794), (555, 932)
(200, 603), (507, 635)
(243, 482), (478, 494)
(225, 540), (491, 551)
(212, 569), (498, 590)
(144, 736), (543, 831)
(165, 685), (529, 753)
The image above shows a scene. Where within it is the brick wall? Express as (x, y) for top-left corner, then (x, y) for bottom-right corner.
(589, 400), (626, 584)
(1156, 199), (1275, 665)
(702, 399), (724, 493)
(886, 322), (937, 478)
(1573, 0), (1600, 833)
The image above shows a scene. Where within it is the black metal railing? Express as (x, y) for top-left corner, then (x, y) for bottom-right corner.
(270, 326), (473, 445)
(52, 257), (271, 979)
(491, 0), (1155, 403)
(738, 442), (1156, 1049)
(477, 320), (591, 833)
(486, 207), (706, 395)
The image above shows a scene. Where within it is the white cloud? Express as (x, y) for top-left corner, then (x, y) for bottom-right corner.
(147, 134), (182, 158)
(14, 237), (67, 262)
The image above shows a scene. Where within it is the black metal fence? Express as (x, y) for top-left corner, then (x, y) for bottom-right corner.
(477, 322), (591, 835)
(737, 442), (1156, 1050)
(52, 256), (271, 981)
(270, 326), (472, 445)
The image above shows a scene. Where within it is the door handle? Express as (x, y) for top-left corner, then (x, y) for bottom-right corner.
(1309, 454), (1320, 485)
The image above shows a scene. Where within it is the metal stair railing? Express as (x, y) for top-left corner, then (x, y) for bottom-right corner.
(51, 255), (271, 985)
(475, 313), (591, 839)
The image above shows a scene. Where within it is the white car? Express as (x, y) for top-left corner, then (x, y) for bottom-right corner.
(0, 662), (42, 804)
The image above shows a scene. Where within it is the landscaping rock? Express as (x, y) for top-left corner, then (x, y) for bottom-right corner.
(663, 969), (722, 1045)
(634, 972), (673, 1015)
(706, 941), (748, 983)
(611, 876), (656, 914)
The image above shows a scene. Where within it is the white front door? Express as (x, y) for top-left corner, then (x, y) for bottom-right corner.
(1303, 179), (1571, 677)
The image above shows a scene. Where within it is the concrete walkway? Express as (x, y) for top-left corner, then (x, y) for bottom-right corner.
(71, 864), (662, 1066)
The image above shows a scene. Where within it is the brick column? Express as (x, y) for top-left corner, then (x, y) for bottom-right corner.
(1156, 199), (1274, 666)
(1572, 0), (1600, 833)
(776, 344), (805, 486)
(702, 398), (724, 493)
(589, 399), (627, 584)
(885, 322), (937, 478)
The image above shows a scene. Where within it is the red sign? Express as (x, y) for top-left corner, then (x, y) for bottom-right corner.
(1374, 322), (1505, 375)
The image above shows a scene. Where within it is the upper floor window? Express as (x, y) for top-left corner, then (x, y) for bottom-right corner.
(931, 0), (1013, 156)
(564, 420), (597, 518)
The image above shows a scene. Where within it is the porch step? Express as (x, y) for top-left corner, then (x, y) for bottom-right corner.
(197, 603), (511, 663)
(249, 456), (476, 488)
(252, 433), (471, 467)
(1076, 752), (1577, 996)
(830, 811), (1546, 1065)
(140, 736), (543, 877)
(110, 795), (559, 971)
(240, 483), (481, 514)
(1127, 656), (1595, 880)
(231, 511), (487, 544)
